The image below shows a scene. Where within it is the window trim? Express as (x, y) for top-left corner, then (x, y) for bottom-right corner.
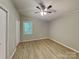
(23, 21), (32, 34)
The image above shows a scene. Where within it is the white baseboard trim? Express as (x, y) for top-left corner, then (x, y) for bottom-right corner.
(49, 37), (79, 54)
(20, 37), (48, 43)
(10, 48), (16, 59)
(10, 41), (20, 59)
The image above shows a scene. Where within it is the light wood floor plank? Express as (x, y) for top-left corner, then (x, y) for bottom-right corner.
(12, 39), (79, 59)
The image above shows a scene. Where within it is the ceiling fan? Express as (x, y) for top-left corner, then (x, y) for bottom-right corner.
(35, 2), (56, 16)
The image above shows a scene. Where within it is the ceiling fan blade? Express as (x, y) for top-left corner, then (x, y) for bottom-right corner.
(36, 6), (41, 10)
(47, 11), (52, 13)
(35, 12), (40, 13)
(47, 5), (52, 9)
(52, 9), (56, 12)
(47, 9), (56, 13)
(47, 9), (56, 12)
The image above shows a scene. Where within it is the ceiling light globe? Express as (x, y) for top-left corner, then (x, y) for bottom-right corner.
(44, 12), (47, 15)
(40, 12), (44, 16)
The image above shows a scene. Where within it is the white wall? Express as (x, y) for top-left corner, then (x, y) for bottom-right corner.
(20, 16), (49, 41)
(0, 0), (20, 59)
(16, 19), (20, 46)
(49, 10), (79, 51)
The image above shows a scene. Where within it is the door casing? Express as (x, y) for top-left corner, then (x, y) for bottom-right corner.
(0, 6), (8, 59)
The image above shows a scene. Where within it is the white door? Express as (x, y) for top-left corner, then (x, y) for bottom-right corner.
(0, 7), (7, 59)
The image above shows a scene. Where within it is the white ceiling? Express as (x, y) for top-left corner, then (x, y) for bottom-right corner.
(12, 0), (79, 21)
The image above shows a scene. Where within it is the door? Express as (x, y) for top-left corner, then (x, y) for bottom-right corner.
(0, 7), (7, 59)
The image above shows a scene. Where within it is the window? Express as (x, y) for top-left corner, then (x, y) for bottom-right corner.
(23, 21), (32, 34)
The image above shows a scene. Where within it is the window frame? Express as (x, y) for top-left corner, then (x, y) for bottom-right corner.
(23, 21), (32, 34)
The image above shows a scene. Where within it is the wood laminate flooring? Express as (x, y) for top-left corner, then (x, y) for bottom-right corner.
(12, 39), (79, 59)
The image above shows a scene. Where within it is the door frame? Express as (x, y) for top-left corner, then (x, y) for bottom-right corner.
(0, 6), (8, 59)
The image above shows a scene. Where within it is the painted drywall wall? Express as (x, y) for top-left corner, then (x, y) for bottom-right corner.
(20, 16), (49, 41)
(49, 10), (79, 51)
(0, 0), (20, 59)
(16, 19), (20, 46)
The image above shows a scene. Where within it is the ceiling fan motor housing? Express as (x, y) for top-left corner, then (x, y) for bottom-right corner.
(39, 3), (46, 10)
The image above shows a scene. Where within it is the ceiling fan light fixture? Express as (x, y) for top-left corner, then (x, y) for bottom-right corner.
(40, 10), (47, 16)
(40, 11), (44, 16)
(44, 12), (47, 15)
(35, 2), (56, 16)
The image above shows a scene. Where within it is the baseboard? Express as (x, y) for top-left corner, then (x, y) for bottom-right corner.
(10, 42), (20, 59)
(10, 48), (16, 59)
(20, 37), (48, 43)
(49, 37), (79, 54)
